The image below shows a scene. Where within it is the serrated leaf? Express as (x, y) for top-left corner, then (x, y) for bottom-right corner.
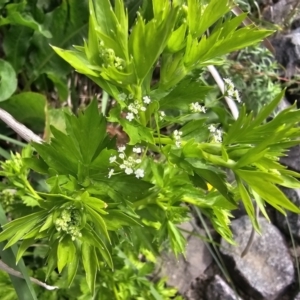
(236, 169), (300, 213)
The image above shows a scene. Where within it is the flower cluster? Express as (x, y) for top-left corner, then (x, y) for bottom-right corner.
(223, 78), (241, 103)
(125, 96), (152, 122)
(54, 207), (82, 241)
(108, 146), (145, 179)
(189, 102), (206, 113)
(208, 124), (222, 143)
(173, 130), (183, 148)
(159, 111), (166, 120)
(100, 43), (125, 71)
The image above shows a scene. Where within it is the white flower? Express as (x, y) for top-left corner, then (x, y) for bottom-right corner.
(135, 158), (142, 164)
(125, 167), (133, 175)
(128, 94), (134, 99)
(208, 124), (217, 133)
(214, 129), (223, 143)
(120, 164), (126, 169)
(118, 93), (127, 101)
(126, 112), (135, 122)
(108, 169), (114, 178)
(223, 78), (235, 90)
(133, 147), (142, 154)
(175, 140), (181, 148)
(173, 130), (183, 140)
(159, 111), (165, 120)
(233, 90), (241, 103)
(119, 153), (125, 159)
(190, 102), (206, 113)
(118, 146), (126, 152)
(143, 96), (151, 104)
(140, 106), (146, 111)
(135, 169), (144, 178)
(109, 156), (117, 163)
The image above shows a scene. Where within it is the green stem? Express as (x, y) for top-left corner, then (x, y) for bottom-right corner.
(132, 197), (158, 209)
(23, 178), (42, 200)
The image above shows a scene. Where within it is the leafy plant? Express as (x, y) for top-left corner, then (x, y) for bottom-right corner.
(1, 0), (300, 298)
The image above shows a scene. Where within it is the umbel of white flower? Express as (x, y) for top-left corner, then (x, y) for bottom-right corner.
(189, 102), (206, 113)
(173, 130), (183, 148)
(108, 146), (145, 179)
(208, 124), (222, 143)
(125, 96), (152, 122)
(223, 78), (241, 103)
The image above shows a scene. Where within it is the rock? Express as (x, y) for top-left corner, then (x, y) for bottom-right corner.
(220, 216), (294, 300)
(276, 187), (300, 241)
(158, 220), (213, 296)
(263, 0), (298, 25)
(205, 275), (243, 300)
(294, 291), (300, 300)
(280, 145), (300, 172)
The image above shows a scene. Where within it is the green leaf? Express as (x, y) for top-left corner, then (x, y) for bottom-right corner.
(67, 246), (79, 287)
(51, 47), (99, 77)
(159, 78), (212, 110)
(16, 238), (35, 263)
(0, 92), (46, 131)
(167, 221), (186, 256)
(187, 0), (231, 38)
(0, 60), (17, 102)
(3, 26), (33, 72)
(0, 2), (51, 37)
(86, 206), (111, 244)
(236, 169), (300, 213)
(29, 0), (88, 79)
(57, 235), (75, 273)
(0, 204), (38, 300)
(82, 243), (98, 294)
(236, 177), (260, 231)
(128, 4), (178, 83)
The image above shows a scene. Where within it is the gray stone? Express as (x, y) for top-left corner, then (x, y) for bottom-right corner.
(276, 187), (300, 241)
(159, 220), (213, 296)
(205, 275), (243, 300)
(280, 145), (300, 173)
(220, 216), (294, 300)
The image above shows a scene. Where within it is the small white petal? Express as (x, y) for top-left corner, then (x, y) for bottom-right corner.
(119, 153), (125, 159)
(118, 146), (126, 152)
(135, 158), (142, 164)
(133, 147), (142, 153)
(208, 125), (216, 133)
(109, 156), (117, 163)
(143, 96), (151, 104)
(135, 168), (144, 178)
(126, 112), (135, 122)
(125, 167), (133, 175)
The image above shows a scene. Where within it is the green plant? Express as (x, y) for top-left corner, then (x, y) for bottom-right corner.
(1, 0), (300, 298)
